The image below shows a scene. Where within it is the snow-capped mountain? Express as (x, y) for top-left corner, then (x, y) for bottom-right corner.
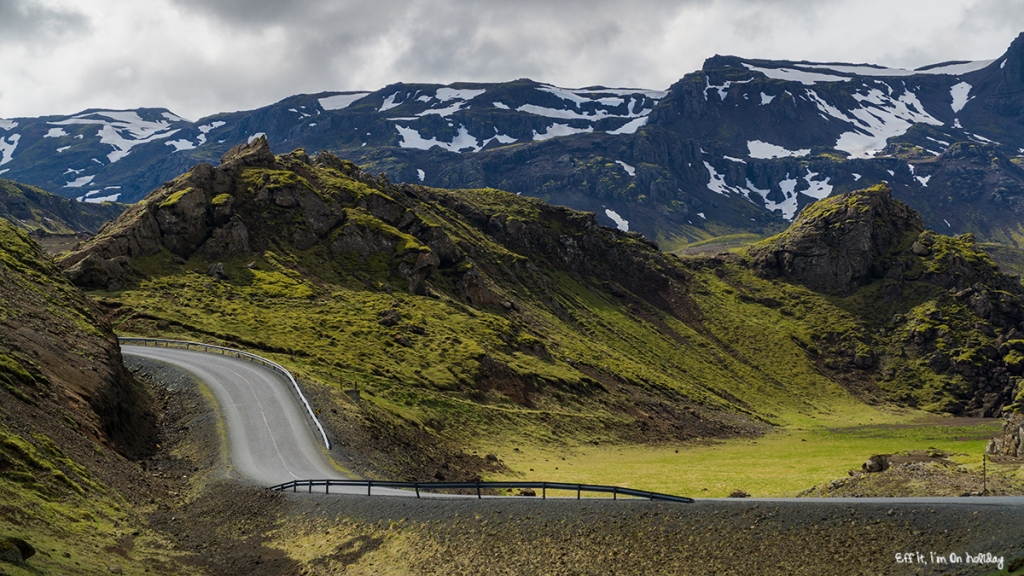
(6, 35), (1024, 246)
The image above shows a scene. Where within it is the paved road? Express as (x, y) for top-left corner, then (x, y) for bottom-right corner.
(124, 345), (344, 486)
(122, 344), (442, 498)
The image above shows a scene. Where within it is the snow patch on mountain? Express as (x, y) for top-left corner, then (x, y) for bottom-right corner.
(608, 117), (648, 135)
(833, 87), (942, 158)
(492, 102), (510, 110)
(196, 121), (226, 146)
(533, 123), (593, 141)
(604, 208), (629, 231)
(743, 64), (849, 85)
(50, 111), (182, 163)
(247, 132), (266, 144)
(65, 175), (95, 188)
(748, 140), (810, 159)
(319, 93), (371, 110)
(917, 60), (997, 75)
(705, 162), (739, 196)
(615, 160), (635, 176)
(800, 63), (919, 77)
(539, 85), (666, 103)
(0, 119), (17, 131)
(705, 78), (752, 101)
(166, 139), (196, 152)
(435, 88), (486, 102)
(397, 124), (480, 151)
(418, 102), (468, 117)
(760, 93), (775, 105)
(417, 169), (425, 182)
(44, 128), (67, 138)
(757, 59), (994, 80)
(0, 134), (19, 165)
(950, 82), (972, 113)
(744, 178), (799, 219)
(379, 92), (402, 113)
(802, 170), (833, 200)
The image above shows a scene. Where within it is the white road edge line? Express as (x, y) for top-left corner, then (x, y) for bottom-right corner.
(119, 337), (331, 450)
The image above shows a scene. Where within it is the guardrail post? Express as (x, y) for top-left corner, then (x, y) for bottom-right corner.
(309, 482), (313, 494)
(415, 483), (420, 498)
(577, 485), (581, 500)
(368, 480), (372, 496)
(326, 481), (330, 495)
(293, 483), (296, 493)
(542, 483), (546, 500)
(613, 487), (617, 501)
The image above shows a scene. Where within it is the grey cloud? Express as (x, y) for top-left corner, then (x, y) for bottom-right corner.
(0, 0), (88, 45)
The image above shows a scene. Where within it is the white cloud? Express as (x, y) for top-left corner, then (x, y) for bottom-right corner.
(0, 0), (1019, 120)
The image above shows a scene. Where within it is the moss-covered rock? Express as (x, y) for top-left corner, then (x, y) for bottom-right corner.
(748, 184), (923, 293)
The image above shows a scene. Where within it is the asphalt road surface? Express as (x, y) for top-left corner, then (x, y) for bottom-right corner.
(121, 345), (421, 496)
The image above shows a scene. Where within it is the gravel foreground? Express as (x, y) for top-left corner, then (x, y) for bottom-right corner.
(274, 491), (1024, 575)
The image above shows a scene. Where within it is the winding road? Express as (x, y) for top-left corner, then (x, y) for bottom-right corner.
(122, 344), (421, 497)
(124, 345), (343, 485)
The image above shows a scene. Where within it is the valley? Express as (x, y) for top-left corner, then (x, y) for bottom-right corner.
(6, 32), (1024, 575)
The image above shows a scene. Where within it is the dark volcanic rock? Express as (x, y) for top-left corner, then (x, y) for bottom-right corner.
(749, 185), (923, 293)
(987, 412), (1024, 457)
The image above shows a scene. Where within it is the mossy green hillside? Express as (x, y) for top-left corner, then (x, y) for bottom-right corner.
(68, 145), (1023, 486)
(0, 424), (164, 575)
(0, 178), (123, 235)
(74, 152), (941, 454)
(748, 186), (1024, 417)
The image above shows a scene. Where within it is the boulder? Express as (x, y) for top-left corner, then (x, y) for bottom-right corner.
(378, 309), (401, 327)
(987, 412), (1024, 457)
(6, 538), (34, 561)
(0, 539), (22, 565)
(862, 454), (891, 473)
(207, 263), (229, 281)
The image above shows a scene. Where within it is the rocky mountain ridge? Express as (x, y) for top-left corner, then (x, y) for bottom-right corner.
(7, 36), (1024, 248)
(0, 178), (123, 236)
(56, 140), (1024, 436)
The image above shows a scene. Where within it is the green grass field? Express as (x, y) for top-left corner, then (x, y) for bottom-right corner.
(480, 414), (1005, 498)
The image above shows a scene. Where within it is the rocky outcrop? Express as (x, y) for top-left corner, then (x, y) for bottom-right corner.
(749, 183), (1024, 417)
(61, 140), (451, 297)
(749, 185), (923, 294)
(987, 412), (1024, 457)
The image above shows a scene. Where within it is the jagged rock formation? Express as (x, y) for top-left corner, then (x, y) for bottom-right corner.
(57, 138), (460, 297)
(749, 185), (924, 293)
(987, 412), (1024, 457)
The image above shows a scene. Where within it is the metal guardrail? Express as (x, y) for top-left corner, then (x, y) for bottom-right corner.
(269, 479), (694, 503)
(118, 337), (331, 450)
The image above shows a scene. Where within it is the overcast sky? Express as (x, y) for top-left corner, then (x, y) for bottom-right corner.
(2, 0), (1023, 121)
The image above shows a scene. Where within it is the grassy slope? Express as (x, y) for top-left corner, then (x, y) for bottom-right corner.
(76, 152), (1014, 496)
(0, 178), (123, 235)
(0, 220), (170, 574)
